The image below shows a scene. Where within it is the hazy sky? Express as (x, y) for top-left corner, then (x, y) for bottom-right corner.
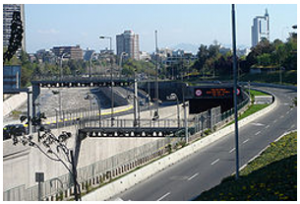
(23, 4), (297, 53)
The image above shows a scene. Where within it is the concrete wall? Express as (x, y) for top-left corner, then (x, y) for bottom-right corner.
(3, 92), (27, 117)
(3, 104), (183, 194)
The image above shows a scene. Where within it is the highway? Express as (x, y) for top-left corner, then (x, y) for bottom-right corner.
(111, 85), (297, 201)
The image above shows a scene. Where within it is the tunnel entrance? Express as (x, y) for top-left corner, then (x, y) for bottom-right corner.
(189, 98), (234, 114)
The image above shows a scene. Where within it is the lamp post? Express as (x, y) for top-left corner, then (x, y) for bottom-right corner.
(154, 30), (160, 120)
(89, 52), (97, 78)
(119, 52), (128, 78)
(168, 93), (180, 128)
(182, 83), (189, 144)
(128, 93), (140, 127)
(100, 36), (115, 126)
(232, 4), (240, 180)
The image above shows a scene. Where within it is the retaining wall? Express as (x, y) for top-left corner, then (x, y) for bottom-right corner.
(3, 92), (27, 117)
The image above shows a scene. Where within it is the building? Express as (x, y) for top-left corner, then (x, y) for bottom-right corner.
(51, 45), (83, 60)
(35, 49), (56, 63)
(251, 9), (270, 47)
(116, 30), (140, 60)
(163, 49), (197, 66)
(139, 51), (151, 61)
(3, 4), (26, 52)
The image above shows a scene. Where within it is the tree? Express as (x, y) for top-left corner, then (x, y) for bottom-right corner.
(3, 11), (24, 64)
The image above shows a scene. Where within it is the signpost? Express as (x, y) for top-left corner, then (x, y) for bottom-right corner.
(35, 172), (44, 201)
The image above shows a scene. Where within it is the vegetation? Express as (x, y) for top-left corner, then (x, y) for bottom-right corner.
(121, 58), (157, 77)
(189, 32), (297, 84)
(226, 89), (270, 127)
(194, 131), (297, 201)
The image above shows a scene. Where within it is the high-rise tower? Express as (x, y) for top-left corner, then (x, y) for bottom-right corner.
(3, 4), (26, 52)
(116, 30), (140, 60)
(251, 9), (270, 47)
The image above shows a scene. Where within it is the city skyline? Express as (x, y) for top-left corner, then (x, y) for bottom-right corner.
(6, 3), (298, 54)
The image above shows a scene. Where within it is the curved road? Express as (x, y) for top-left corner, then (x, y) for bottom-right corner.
(111, 85), (297, 201)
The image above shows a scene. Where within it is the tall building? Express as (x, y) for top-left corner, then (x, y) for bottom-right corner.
(116, 30), (140, 60)
(3, 4), (26, 51)
(251, 9), (270, 47)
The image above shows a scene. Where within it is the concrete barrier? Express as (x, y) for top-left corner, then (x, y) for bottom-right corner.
(3, 92), (27, 117)
(82, 92), (278, 201)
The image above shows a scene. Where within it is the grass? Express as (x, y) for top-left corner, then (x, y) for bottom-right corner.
(249, 89), (269, 96)
(226, 89), (270, 127)
(194, 131), (297, 201)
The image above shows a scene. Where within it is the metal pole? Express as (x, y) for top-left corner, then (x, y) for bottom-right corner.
(27, 89), (33, 134)
(70, 150), (79, 201)
(155, 30), (159, 118)
(133, 75), (138, 127)
(55, 109), (58, 130)
(176, 96), (180, 128)
(109, 37), (114, 126)
(182, 84), (188, 143)
(232, 4), (239, 180)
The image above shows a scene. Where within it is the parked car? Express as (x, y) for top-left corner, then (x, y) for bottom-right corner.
(3, 124), (27, 140)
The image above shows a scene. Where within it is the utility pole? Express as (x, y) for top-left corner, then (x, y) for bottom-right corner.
(232, 4), (240, 180)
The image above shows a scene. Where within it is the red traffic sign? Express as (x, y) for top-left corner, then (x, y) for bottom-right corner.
(195, 89), (202, 96)
(233, 88), (240, 95)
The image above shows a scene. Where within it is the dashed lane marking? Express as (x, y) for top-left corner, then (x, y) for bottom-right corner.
(255, 131), (261, 136)
(157, 192), (171, 201)
(243, 139), (250, 144)
(187, 173), (199, 181)
(211, 159), (220, 165)
(229, 148), (235, 153)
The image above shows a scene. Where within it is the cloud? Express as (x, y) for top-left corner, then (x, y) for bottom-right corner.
(37, 29), (60, 34)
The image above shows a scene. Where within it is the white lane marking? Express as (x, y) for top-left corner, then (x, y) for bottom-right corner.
(187, 173), (199, 181)
(157, 192), (171, 201)
(273, 120), (278, 123)
(255, 131), (261, 135)
(243, 139), (250, 144)
(251, 123), (265, 126)
(211, 159), (220, 165)
(229, 148), (235, 153)
(280, 115), (284, 119)
(265, 125), (270, 129)
(291, 124), (295, 129)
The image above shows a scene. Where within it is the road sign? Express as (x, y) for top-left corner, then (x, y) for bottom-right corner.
(35, 172), (44, 182)
(195, 89), (202, 97)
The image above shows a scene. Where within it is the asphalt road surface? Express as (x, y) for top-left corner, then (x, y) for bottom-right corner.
(111, 85), (297, 201)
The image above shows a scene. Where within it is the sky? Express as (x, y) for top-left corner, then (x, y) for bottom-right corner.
(21, 3), (297, 54)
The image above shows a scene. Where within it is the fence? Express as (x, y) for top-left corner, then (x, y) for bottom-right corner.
(4, 91), (251, 201)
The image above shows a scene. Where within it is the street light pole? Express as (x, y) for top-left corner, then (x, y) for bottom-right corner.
(169, 93), (180, 128)
(232, 4), (240, 180)
(59, 52), (67, 120)
(119, 52), (127, 78)
(89, 52), (97, 78)
(182, 83), (189, 143)
(155, 30), (159, 119)
(100, 36), (114, 126)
